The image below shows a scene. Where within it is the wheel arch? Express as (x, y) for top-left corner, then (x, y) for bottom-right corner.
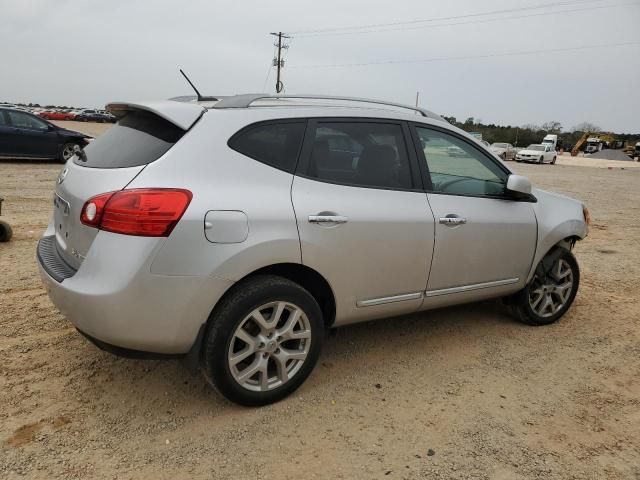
(185, 262), (336, 372)
(527, 221), (586, 282)
(239, 263), (337, 329)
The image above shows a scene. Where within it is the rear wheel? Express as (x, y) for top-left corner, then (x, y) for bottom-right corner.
(510, 247), (579, 326)
(0, 220), (12, 242)
(203, 275), (324, 406)
(59, 143), (78, 163)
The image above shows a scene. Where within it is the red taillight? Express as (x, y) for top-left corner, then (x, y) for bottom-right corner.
(80, 189), (192, 237)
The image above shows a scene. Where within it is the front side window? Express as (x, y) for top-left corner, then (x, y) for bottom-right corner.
(7, 111), (49, 131)
(415, 126), (507, 196)
(307, 122), (413, 189)
(229, 122), (305, 173)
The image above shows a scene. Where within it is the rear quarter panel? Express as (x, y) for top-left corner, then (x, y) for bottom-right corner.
(127, 110), (302, 281)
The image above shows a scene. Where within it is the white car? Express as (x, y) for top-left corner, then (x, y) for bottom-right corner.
(515, 144), (557, 164)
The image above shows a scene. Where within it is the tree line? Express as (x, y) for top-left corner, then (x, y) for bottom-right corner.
(442, 116), (639, 150)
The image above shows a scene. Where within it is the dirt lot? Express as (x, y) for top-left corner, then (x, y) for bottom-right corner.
(1, 123), (639, 479)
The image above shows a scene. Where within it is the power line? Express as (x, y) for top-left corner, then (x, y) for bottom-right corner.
(292, 1), (638, 38)
(289, 40), (640, 69)
(289, 0), (606, 35)
(261, 42), (279, 91)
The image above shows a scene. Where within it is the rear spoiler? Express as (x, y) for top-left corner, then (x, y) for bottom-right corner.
(106, 100), (206, 130)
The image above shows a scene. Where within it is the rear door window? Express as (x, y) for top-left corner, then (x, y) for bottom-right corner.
(228, 122), (306, 173)
(74, 111), (185, 168)
(305, 121), (414, 190)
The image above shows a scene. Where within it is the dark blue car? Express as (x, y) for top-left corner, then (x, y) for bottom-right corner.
(0, 107), (91, 162)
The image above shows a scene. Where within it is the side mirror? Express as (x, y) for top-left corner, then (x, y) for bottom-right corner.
(506, 174), (532, 196)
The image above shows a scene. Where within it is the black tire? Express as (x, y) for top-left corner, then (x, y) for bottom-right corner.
(501, 153), (507, 161)
(539, 156), (544, 164)
(0, 220), (12, 242)
(202, 275), (324, 406)
(59, 143), (78, 163)
(510, 247), (580, 326)
(552, 156), (557, 164)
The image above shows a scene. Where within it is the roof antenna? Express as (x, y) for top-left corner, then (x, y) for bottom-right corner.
(179, 68), (217, 101)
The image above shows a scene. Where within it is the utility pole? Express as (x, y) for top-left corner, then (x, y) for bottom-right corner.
(270, 32), (290, 93)
(415, 91), (419, 107)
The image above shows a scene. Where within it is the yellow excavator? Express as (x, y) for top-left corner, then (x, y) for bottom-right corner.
(571, 132), (616, 156)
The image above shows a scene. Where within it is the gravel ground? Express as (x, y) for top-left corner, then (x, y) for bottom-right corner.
(584, 150), (636, 162)
(1, 124), (639, 479)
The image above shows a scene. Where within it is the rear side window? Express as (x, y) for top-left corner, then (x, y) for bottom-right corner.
(75, 111), (184, 168)
(228, 122), (305, 173)
(306, 122), (413, 190)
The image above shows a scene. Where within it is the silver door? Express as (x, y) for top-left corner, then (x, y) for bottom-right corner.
(292, 120), (435, 326)
(413, 125), (537, 307)
(426, 194), (536, 300)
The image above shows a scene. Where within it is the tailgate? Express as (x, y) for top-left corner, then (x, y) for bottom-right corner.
(53, 162), (145, 269)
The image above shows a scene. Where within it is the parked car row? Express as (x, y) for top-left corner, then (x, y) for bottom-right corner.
(0, 103), (116, 123)
(40, 109), (116, 123)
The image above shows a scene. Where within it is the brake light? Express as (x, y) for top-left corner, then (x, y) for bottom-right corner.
(80, 189), (192, 237)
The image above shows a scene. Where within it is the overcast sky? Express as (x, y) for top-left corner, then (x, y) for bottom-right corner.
(1, 0), (639, 132)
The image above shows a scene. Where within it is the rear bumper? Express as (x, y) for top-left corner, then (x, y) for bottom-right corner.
(37, 232), (234, 354)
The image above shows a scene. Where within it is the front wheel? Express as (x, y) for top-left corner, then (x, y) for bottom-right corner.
(510, 247), (580, 326)
(539, 156), (544, 164)
(203, 275), (324, 406)
(59, 143), (78, 163)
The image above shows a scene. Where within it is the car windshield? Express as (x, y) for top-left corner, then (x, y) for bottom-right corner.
(492, 143), (508, 148)
(527, 145), (545, 151)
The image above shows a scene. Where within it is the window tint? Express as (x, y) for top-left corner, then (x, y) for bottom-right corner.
(0, 111), (7, 126)
(229, 122), (305, 173)
(416, 127), (507, 196)
(75, 111), (184, 168)
(7, 111), (49, 131)
(307, 122), (413, 189)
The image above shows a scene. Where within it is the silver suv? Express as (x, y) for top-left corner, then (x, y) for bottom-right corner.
(38, 95), (589, 405)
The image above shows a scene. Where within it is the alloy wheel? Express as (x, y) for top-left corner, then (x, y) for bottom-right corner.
(228, 301), (311, 392)
(528, 258), (574, 317)
(62, 144), (76, 161)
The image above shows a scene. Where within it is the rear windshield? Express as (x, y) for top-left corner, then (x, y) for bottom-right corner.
(74, 111), (184, 168)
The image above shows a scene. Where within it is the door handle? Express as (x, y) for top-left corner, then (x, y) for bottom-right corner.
(439, 216), (467, 226)
(308, 215), (348, 224)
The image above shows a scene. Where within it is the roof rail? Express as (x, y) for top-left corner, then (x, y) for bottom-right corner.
(169, 95), (221, 102)
(212, 94), (442, 120)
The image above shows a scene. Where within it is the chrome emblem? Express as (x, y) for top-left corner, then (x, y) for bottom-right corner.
(71, 248), (85, 261)
(57, 168), (68, 184)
